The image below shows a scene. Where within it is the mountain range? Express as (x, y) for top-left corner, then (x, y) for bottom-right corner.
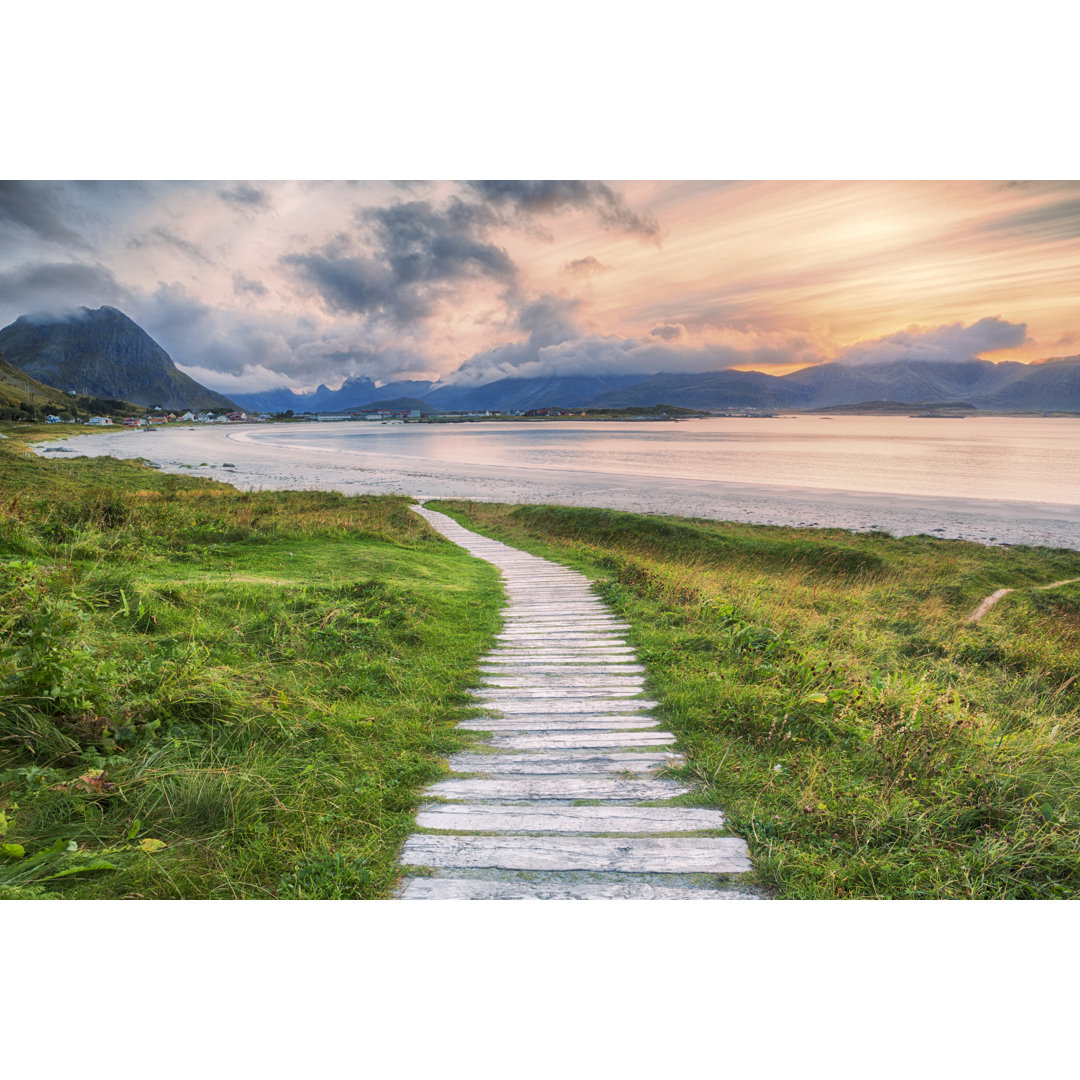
(2, 306), (1079, 416)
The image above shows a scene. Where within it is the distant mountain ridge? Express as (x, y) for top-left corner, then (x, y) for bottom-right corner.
(3, 306), (1077, 416)
(580, 357), (1080, 413)
(0, 307), (236, 411)
(230, 375), (378, 414)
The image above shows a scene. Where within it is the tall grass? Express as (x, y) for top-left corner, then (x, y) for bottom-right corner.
(0, 430), (502, 898)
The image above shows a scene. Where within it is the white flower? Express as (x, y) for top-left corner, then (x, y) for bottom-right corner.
(773, 764), (782, 772)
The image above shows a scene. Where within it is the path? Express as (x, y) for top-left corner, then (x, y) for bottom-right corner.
(966, 577), (1080, 623)
(396, 506), (758, 900)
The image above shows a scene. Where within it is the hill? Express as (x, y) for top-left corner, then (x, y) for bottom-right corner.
(0, 350), (137, 420)
(808, 400), (977, 415)
(341, 397), (434, 414)
(0, 307), (236, 411)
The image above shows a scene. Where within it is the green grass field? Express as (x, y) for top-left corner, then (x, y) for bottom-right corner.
(0, 426), (502, 898)
(4, 420), (1078, 900)
(430, 500), (1080, 899)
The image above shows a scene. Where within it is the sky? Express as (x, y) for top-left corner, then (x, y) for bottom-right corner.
(1, 179), (1078, 394)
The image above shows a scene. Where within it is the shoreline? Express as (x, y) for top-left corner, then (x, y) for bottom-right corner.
(35, 424), (1080, 552)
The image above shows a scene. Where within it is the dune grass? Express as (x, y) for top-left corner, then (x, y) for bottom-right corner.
(431, 500), (1080, 899)
(0, 427), (502, 898)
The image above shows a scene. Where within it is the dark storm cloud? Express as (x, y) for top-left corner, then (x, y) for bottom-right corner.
(363, 199), (516, 287)
(465, 181), (659, 239)
(284, 198), (517, 322)
(218, 183), (270, 210)
(0, 181), (87, 248)
(0, 261), (123, 318)
(562, 255), (612, 276)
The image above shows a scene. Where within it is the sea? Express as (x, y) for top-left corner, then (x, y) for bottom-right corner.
(40, 415), (1080, 550)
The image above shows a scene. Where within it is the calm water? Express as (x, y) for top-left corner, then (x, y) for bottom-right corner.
(240, 416), (1080, 506)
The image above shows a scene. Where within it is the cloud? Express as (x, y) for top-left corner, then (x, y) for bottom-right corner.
(446, 294), (583, 385)
(446, 313), (823, 385)
(284, 197), (517, 322)
(0, 261), (124, 321)
(173, 362), (305, 394)
(232, 272), (269, 296)
(218, 183), (270, 211)
(465, 180), (659, 239)
(126, 282), (429, 392)
(129, 225), (213, 264)
(0, 181), (87, 248)
(985, 197), (1080, 243)
(562, 255), (612, 276)
(649, 322), (686, 342)
(837, 317), (1029, 365)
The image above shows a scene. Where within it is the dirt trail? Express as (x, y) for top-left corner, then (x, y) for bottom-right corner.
(966, 578), (1080, 623)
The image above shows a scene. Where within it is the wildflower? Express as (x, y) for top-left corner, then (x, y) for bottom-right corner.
(773, 764), (782, 772)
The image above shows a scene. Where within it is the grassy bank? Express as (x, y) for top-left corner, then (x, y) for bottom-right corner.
(0, 426), (502, 898)
(431, 500), (1080, 899)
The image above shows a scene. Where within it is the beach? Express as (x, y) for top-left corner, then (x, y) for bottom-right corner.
(37, 421), (1080, 551)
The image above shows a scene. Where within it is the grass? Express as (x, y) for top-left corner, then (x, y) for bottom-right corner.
(0, 425), (502, 899)
(430, 500), (1080, 899)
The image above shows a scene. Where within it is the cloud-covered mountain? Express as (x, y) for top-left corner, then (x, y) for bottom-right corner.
(0, 306), (236, 411)
(423, 374), (648, 412)
(582, 357), (1080, 412)
(230, 375), (377, 414)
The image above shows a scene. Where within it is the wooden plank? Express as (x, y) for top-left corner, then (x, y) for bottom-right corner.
(445, 752), (679, 774)
(486, 648), (637, 658)
(415, 804), (726, 832)
(482, 661), (644, 670)
(421, 775), (690, 800)
(488, 732), (677, 749)
(399, 835), (752, 873)
(486, 652), (635, 660)
(483, 678), (648, 686)
(476, 688), (647, 700)
(459, 717), (659, 731)
(398, 878), (760, 900)
(473, 698), (657, 712)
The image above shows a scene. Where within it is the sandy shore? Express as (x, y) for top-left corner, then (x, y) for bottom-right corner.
(36, 424), (1080, 551)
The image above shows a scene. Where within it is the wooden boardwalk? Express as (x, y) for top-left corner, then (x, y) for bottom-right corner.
(397, 506), (759, 900)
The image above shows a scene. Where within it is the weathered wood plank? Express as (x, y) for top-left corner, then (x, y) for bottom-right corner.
(445, 752), (679, 774)
(399, 835), (752, 873)
(476, 689), (648, 702)
(486, 649), (637, 659)
(459, 717), (659, 731)
(473, 698), (657, 712)
(415, 804), (726, 832)
(487, 732), (677, 749)
(479, 660), (639, 669)
(481, 678), (646, 691)
(398, 878), (759, 900)
(498, 625), (630, 635)
(421, 775), (690, 800)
